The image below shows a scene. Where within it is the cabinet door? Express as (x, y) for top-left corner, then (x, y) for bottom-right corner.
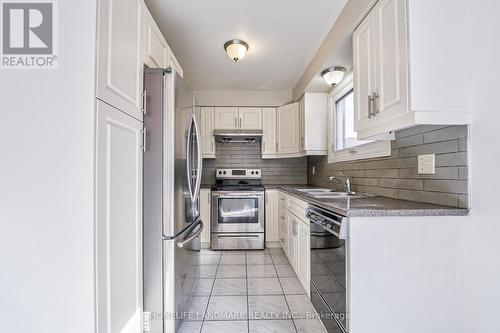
(287, 212), (298, 269)
(97, 0), (144, 120)
(201, 107), (215, 158)
(265, 190), (279, 242)
(374, 0), (408, 122)
(238, 107), (263, 130)
(262, 108), (277, 155)
(143, 9), (168, 68)
(298, 97), (305, 151)
(200, 189), (211, 244)
(353, 9), (377, 132)
(297, 221), (310, 294)
(95, 100), (143, 333)
(214, 107), (238, 130)
(277, 103), (300, 154)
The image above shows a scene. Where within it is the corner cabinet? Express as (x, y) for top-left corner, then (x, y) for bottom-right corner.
(96, 0), (145, 121)
(353, 0), (469, 139)
(277, 103), (300, 156)
(201, 107), (216, 158)
(299, 93), (328, 155)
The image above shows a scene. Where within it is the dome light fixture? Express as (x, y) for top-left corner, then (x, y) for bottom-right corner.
(321, 66), (347, 87)
(224, 39), (249, 62)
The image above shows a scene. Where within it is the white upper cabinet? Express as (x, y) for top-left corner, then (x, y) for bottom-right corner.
(277, 103), (300, 155)
(97, 0), (145, 120)
(353, 0), (469, 139)
(214, 107), (239, 130)
(143, 8), (168, 68)
(213, 107), (262, 130)
(262, 108), (278, 157)
(300, 93), (328, 155)
(238, 107), (263, 130)
(201, 107), (216, 158)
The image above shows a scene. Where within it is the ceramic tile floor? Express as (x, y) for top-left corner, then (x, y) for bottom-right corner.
(178, 248), (327, 333)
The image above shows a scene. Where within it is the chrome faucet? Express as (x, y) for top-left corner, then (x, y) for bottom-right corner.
(329, 174), (353, 194)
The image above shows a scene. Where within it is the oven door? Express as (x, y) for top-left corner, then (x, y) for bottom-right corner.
(211, 191), (265, 233)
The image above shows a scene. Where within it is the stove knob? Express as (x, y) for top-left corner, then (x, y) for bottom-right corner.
(251, 171), (255, 175)
(255, 171), (259, 175)
(223, 171), (227, 175)
(218, 171), (222, 175)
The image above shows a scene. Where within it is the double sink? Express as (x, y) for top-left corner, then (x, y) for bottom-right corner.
(295, 188), (369, 199)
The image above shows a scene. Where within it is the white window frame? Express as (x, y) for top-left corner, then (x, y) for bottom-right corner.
(328, 72), (392, 164)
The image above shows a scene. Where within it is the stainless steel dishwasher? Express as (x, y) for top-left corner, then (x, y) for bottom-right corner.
(306, 205), (348, 333)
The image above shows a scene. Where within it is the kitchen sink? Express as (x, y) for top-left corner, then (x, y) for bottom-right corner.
(295, 188), (334, 193)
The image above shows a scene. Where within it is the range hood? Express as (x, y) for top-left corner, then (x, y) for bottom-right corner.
(213, 129), (262, 143)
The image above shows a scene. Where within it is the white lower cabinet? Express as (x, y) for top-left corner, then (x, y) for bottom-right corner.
(275, 190), (311, 294)
(265, 190), (280, 243)
(296, 220), (310, 294)
(200, 189), (211, 246)
(95, 100), (144, 333)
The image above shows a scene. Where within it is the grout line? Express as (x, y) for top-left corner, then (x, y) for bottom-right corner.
(269, 249), (299, 333)
(199, 252), (222, 333)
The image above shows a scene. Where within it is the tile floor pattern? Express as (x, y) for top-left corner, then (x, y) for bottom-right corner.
(178, 248), (327, 333)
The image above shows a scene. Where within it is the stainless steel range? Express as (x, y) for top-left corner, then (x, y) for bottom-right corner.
(211, 168), (265, 250)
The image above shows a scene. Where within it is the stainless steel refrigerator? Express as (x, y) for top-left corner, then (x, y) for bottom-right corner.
(143, 68), (203, 333)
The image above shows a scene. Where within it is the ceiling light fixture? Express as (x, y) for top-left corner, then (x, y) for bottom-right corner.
(321, 66), (346, 87)
(224, 39), (249, 62)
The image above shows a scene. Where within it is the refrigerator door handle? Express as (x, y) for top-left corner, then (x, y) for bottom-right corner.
(186, 115), (195, 202)
(192, 113), (203, 202)
(177, 220), (204, 248)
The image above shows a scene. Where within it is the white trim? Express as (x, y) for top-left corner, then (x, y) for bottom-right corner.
(328, 72), (392, 164)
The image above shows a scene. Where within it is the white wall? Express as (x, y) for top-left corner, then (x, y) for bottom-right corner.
(194, 89), (292, 106)
(0, 1), (97, 332)
(462, 1), (500, 331)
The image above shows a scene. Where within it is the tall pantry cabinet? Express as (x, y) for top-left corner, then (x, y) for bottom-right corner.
(94, 1), (183, 332)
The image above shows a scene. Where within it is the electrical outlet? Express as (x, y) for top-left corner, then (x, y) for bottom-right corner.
(418, 154), (435, 174)
(312, 166), (316, 175)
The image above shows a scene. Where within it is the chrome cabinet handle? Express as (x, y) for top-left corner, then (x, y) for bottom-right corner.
(373, 92), (379, 116)
(234, 117), (237, 128)
(239, 116), (242, 128)
(368, 95), (374, 119)
(177, 220), (204, 248)
(142, 90), (147, 114)
(263, 141), (266, 152)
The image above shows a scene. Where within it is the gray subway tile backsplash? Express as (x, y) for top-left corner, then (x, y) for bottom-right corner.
(308, 125), (469, 208)
(202, 142), (307, 186)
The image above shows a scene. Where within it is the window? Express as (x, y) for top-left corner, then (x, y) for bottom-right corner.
(328, 72), (392, 163)
(334, 89), (372, 151)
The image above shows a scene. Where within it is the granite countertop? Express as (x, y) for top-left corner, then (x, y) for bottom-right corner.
(265, 184), (469, 217)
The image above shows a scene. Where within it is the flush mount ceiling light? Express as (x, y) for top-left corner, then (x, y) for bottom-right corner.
(321, 66), (347, 87)
(224, 39), (249, 62)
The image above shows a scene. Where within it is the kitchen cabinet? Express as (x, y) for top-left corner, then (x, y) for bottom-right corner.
(296, 220), (310, 294)
(97, 0), (145, 120)
(214, 107), (239, 130)
(262, 108), (278, 157)
(143, 9), (168, 68)
(239, 107), (263, 130)
(299, 93), (328, 155)
(353, 0), (469, 139)
(201, 107), (216, 158)
(214, 107), (262, 130)
(277, 103), (300, 156)
(279, 193), (288, 252)
(265, 190), (280, 244)
(286, 211), (298, 270)
(200, 189), (211, 246)
(95, 100), (144, 333)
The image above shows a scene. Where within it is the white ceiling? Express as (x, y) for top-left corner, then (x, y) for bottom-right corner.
(145, 0), (348, 91)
